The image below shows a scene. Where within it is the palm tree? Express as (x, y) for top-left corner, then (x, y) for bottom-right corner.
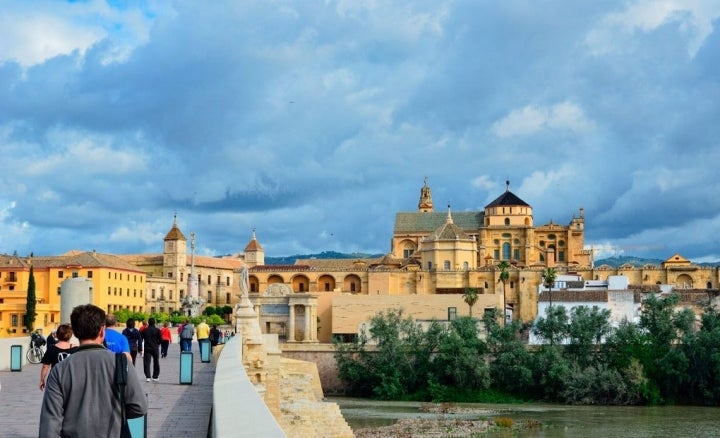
(498, 261), (510, 325)
(463, 287), (479, 318)
(542, 267), (557, 308)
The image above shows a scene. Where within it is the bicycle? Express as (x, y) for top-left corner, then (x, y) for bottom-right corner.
(27, 331), (46, 364)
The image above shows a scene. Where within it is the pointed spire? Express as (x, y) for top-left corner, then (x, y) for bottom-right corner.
(446, 204), (453, 224)
(506, 180), (510, 192)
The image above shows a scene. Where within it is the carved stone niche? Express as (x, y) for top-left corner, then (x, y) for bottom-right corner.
(263, 283), (292, 297)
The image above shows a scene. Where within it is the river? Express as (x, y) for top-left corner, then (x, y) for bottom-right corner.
(331, 397), (720, 437)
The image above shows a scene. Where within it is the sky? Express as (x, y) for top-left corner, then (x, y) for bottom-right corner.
(1, 1), (720, 263)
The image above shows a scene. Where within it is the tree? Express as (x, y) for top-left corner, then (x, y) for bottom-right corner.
(24, 265), (37, 332)
(542, 267), (557, 308)
(222, 305), (234, 322)
(533, 305), (569, 346)
(484, 313), (533, 396)
(566, 305), (612, 367)
(463, 288), (479, 318)
(429, 317), (490, 399)
(334, 309), (437, 399)
(498, 261), (511, 325)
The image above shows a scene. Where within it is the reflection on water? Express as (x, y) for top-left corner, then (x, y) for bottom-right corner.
(330, 397), (720, 437)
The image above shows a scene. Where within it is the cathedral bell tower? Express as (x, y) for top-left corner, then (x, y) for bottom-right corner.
(163, 214), (187, 279)
(418, 177), (434, 212)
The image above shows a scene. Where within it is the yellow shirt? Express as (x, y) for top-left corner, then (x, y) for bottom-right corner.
(196, 322), (210, 340)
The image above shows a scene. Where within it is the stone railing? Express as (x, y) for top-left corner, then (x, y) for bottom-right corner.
(212, 335), (286, 437)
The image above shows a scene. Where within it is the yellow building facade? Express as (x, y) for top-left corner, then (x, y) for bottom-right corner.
(0, 251), (146, 338)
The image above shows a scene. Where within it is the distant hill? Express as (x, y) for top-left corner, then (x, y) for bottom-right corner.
(264, 253), (717, 267)
(593, 256), (664, 268)
(595, 255), (719, 268)
(264, 251), (385, 265)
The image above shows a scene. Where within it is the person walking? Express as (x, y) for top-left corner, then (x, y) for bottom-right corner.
(122, 318), (143, 366)
(196, 318), (210, 355)
(104, 314), (132, 362)
(39, 304), (147, 437)
(179, 319), (195, 353)
(39, 323), (78, 391)
(160, 322), (172, 358)
(209, 324), (221, 351)
(141, 318), (162, 382)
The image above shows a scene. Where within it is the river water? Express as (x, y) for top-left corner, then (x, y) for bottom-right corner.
(331, 397), (720, 437)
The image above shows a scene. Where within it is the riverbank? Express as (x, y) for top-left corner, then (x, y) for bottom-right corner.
(343, 401), (541, 437)
(332, 397), (720, 437)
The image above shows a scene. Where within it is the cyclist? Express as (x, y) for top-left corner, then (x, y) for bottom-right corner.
(39, 324), (78, 391)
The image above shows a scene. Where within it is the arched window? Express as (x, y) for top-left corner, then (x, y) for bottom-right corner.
(502, 242), (511, 260)
(504, 218), (510, 226)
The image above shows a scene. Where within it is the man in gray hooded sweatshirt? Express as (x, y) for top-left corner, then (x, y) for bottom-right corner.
(39, 304), (147, 437)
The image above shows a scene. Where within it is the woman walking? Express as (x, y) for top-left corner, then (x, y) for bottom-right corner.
(160, 322), (172, 358)
(39, 324), (78, 390)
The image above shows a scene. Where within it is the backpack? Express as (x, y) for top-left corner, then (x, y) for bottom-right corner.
(181, 323), (194, 339)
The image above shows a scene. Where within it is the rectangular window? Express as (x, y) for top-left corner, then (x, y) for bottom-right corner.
(151, 289), (156, 299)
(108, 287), (111, 295)
(226, 293), (230, 303)
(11, 314), (18, 326)
(168, 272), (173, 279)
(494, 250), (500, 260)
(428, 261), (433, 270)
(226, 277), (230, 286)
(208, 275), (212, 285)
(558, 251), (565, 262)
(72, 271), (78, 278)
(180, 289), (184, 299)
(403, 249), (413, 258)
(180, 273), (184, 282)
(448, 307), (457, 320)
(443, 260), (451, 270)
(58, 271), (64, 278)
(170, 291), (173, 300)
(58, 287), (62, 295)
(513, 249), (520, 260)
(207, 291), (212, 302)
(87, 271), (93, 278)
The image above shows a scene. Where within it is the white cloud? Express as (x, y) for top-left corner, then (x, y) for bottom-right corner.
(471, 175), (495, 191)
(0, 0), (157, 68)
(492, 101), (594, 138)
(518, 167), (574, 200)
(26, 130), (147, 177)
(585, 0), (720, 57)
(0, 201), (31, 252)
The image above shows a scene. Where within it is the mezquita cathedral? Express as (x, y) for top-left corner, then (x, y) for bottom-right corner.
(0, 179), (717, 341)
